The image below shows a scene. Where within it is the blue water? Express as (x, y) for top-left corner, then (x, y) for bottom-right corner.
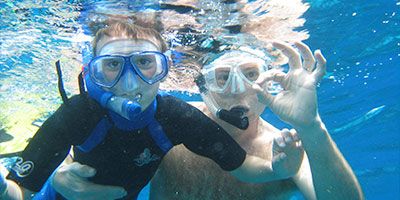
(1, 0), (399, 199)
(301, 1), (400, 199)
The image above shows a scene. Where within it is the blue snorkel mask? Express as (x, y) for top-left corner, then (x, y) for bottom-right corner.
(84, 47), (169, 121)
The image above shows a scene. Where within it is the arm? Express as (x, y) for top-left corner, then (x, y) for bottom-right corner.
(252, 41), (363, 199)
(231, 128), (304, 183)
(1, 165), (33, 200)
(3, 95), (101, 199)
(294, 118), (363, 200)
(51, 162), (127, 200)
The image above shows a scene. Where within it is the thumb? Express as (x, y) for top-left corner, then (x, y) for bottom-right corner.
(68, 162), (97, 178)
(88, 184), (128, 200)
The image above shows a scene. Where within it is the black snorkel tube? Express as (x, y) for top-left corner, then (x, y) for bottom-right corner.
(195, 74), (249, 130)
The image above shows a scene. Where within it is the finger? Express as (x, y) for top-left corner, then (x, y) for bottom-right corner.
(274, 135), (286, 148)
(85, 184), (127, 200)
(252, 83), (274, 106)
(272, 152), (287, 163)
(294, 41), (316, 71)
(68, 162), (97, 178)
(281, 129), (293, 144)
(272, 41), (301, 71)
(295, 140), (303, 148)
(290, 129), (300, 142)
(255, 70), (287, 88)
(312, 50), (327, 82)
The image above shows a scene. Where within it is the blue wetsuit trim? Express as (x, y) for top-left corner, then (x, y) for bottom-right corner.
(77, 117), (112, 153)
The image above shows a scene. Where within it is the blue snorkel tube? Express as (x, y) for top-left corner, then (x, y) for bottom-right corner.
(83, 67), (143, 121)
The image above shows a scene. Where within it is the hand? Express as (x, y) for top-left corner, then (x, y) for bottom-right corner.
(252, 41), (326, 128)
(272, 128), (304, 179)
(51, 162), (127, 200)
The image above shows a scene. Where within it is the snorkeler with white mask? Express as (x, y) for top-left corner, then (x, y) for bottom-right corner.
(0, 21), (305, 200)
(196, 48), (274, 130)
(149, 42), (364, 200)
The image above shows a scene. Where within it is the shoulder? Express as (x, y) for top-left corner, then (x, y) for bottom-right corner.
(156, 95), (199, 116)
(62, 94), (103, 115)
(53, 94), (105, 127)
(157, 94), (187, 107)
(188, 101), (208, 113)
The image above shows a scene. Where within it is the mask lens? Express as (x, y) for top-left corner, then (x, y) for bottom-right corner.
(203, 65), (232, 93)
(90, 56), (124, 87)
(239, 63), (262, 83)
(130, 52), (166, 82)
(214, 67), (231, 88)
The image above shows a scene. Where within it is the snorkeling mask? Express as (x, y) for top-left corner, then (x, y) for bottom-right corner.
(88, 52), (168, 88)
(196, 49), (273, 130)
(85, 50), (169, 121)
(201, 50), (271, 94)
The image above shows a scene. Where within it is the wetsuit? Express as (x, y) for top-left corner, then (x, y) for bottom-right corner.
(7, 94), (246, 199)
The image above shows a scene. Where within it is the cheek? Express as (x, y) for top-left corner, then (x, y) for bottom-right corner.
(211, 93), (234, 108)
(104, 71), (119, 81)
(141, 83), (159, 100)
(248, 94), (266, 115)
(140, 67), (157, 79)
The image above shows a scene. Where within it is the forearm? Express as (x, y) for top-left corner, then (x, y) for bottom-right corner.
(1, 180), (24, 200)
(230, 154), (280, 183)
(295, 118), (364, 200)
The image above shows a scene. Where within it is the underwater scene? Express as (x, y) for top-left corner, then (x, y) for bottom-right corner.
(0, 0), (399, 199)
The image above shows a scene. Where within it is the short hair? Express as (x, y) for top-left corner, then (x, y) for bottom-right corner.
(92, 21), (167, 55)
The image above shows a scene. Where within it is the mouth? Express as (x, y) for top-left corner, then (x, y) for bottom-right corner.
(134, 93), (142, 102)
(121, 93), (142, 103)
(229, 105), (249, 115)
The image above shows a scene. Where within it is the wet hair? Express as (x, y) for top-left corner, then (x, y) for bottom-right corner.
(92, 20), (167, 55)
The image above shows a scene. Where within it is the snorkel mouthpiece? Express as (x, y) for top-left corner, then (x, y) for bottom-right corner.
(196, 73), (249, 130)
(217, 108), (249, 130)
(108, 96), (142, 121)
(84, 73), (143, 120)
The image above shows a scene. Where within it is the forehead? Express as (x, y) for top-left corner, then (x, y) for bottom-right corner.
(97, 37), (159, 55)
(210, 51), (266, 67)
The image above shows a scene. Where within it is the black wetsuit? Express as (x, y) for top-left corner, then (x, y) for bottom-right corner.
(7, 94), (246, 199)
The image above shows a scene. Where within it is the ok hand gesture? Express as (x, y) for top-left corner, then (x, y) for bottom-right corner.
(253, 41), (327, 128)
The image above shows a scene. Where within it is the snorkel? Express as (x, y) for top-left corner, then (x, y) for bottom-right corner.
(195, 74), (249, 130)
(84, 71), (143, 121)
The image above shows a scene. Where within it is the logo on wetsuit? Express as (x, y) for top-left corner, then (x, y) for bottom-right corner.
(134, 148), (160, 166)
(8, 157), (34, 177)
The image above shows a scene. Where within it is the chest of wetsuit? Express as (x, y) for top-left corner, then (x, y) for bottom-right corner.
(7, 94), (246, 199)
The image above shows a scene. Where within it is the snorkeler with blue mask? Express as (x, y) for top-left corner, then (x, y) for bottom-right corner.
(85, 39), (169, 121)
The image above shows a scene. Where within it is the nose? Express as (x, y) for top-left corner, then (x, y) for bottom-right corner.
(119, 69), (139, 92)
(230, 72), (246, 94)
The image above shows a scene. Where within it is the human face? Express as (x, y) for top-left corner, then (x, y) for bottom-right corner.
(202, 51), (270, 94)
(96, 38), (164, 110)
(204, 51), (269, 119)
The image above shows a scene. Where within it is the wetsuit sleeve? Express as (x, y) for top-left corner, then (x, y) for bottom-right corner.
(158, 96), (246, 171)
(6, 95), (103, 192)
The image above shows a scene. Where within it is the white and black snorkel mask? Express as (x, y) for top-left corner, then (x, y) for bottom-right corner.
(195, 48), (273, 130)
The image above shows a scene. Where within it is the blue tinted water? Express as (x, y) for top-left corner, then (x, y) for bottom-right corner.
(0, 0), (399, 199)
(301, 1), (399, 199)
